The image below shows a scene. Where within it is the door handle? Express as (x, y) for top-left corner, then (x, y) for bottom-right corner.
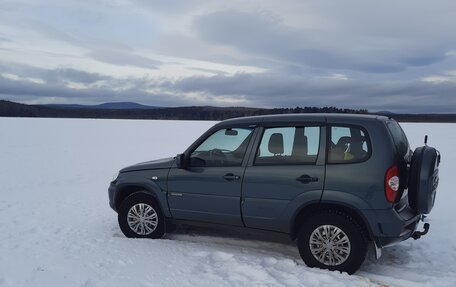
(223, 173), (241, 181)
(296, 174), (318, 184)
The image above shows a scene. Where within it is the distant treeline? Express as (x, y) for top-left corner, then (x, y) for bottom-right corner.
(381, 114), (456, 123)
(0, 100), (367, 120)
(1, 100), (455, 122)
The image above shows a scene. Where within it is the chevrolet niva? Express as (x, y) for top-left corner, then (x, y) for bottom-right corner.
(108, 114), (440, 274)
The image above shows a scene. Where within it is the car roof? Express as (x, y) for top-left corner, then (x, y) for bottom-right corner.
(215, 113), (389, 127)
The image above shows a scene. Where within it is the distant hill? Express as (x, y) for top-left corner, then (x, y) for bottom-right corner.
(376, 111), (396, 116)
(1, 100), (455, 122)
(42, 102), (162, 109)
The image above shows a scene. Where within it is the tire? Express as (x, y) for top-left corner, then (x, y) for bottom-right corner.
(297, 210), (368, 274)
(118, 192), (165, 239)
(408, 146), (440, 214)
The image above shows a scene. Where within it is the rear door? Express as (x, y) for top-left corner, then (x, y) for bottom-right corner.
(241, 124), (326, 232)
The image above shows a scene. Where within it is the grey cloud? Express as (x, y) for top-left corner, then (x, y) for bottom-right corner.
(0, 75), (169, 106)
(1, 1), (456, 112)
(0, 62), (45, 78)
(0, 35), (10, 42)
(9, 17), (160, 70)
(194, 10), (294, 60)
(193, 10), (449, 74)
(22, 19), (162, 70)
(2, 59), (456, 113)
(1, 65), (456, 112)
(34, 24), (161, 70)
(188, 67), (229, 75)
(402, 55), (447, 67)
(0, 65), (188, 106)
(0, 75), (87, 99)
(21, 18), (86, 48)
(45, 68), (112, 84)
(87, 50), (161, 69)
(153, 33), (264, 68)
(0, 63), (111, 84)
(35, 20), (163, 70)
(0, 68), (113, 99)
(135, 0), (204, 13)
(167, 72), (456, 112)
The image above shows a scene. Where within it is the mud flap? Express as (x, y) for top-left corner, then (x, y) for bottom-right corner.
(373, 241), (382, 260)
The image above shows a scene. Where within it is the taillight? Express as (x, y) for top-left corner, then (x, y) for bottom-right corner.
(385, 165), (399, 203)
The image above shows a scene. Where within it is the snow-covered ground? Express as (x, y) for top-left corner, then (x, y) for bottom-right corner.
(0, 118), (455, 287)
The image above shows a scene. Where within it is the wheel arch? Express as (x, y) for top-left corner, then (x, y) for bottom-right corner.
(115, 184), (162, 212)
(290, 201), (373, 241)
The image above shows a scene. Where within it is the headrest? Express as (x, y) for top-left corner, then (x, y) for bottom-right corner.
(268, 133), (284, 155)
(336, 136), (352, 147)
(292, 130), (308, 157)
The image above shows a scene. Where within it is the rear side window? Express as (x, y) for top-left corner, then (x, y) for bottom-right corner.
(255, 126), (320, 165)
(328, 126), (370, 163)
(386, 120), (409, 157)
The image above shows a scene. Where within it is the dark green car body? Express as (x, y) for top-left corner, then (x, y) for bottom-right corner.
(109, 114), (423, 251)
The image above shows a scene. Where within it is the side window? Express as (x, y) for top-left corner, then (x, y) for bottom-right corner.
(190, 127), (254, 167)
(255, 126), (320, 165)
(386, 120), (410, 157)
(328, 126), (370, 163)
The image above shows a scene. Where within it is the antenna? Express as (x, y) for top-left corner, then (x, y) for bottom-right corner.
(424, 135), (428, 145)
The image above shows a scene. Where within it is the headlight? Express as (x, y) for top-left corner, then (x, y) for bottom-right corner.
(112, 171), (119, 181)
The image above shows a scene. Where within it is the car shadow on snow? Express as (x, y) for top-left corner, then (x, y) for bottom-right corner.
(362, 241), (414, 271)
(168, 224), (418, 271)
(164, 223), (302, 259)
(111, 221), (416, 276)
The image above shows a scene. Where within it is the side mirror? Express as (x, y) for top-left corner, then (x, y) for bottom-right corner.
(189, 157), (206, 167)
(176, 153), (187, 169)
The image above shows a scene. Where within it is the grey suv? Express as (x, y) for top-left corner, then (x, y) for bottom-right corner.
(108, 114), (440, 274)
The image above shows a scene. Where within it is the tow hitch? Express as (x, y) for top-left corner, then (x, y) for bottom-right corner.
(412, 223), (430, 240)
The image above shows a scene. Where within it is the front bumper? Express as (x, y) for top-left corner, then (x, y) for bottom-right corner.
(108, 180), (118, 212)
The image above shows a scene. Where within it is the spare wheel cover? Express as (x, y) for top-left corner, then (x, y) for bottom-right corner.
(408, 146), (439, 214)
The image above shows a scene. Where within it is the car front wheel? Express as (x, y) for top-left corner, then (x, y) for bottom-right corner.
(297, 210), (368, 274)
(118, 192), (165, 239)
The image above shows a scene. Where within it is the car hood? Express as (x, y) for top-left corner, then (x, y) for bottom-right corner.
(120, 157), (175, 173)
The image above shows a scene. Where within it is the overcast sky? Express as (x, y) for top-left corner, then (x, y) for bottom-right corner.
(1, 0), (456, 112)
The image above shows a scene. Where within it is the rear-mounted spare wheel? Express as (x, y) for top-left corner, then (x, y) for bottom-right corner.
(408, 146), (440, 214)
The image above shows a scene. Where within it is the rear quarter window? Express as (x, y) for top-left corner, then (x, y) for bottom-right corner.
(386, 120), (410, 158)
(328, 125), (371, 164)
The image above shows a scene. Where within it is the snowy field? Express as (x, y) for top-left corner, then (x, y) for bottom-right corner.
(0, 118), (455, 287)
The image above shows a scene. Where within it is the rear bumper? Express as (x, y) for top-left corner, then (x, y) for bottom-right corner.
(363, 206), (421, 248)
(376, 219), (419, 247)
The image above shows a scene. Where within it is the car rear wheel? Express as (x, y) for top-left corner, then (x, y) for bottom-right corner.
(118, 192), (165, 239)
(297, 210), (368, 274)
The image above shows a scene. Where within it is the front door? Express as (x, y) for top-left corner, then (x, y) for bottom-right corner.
(242, 125), (326, 232)
(167, 127), (255, 226)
